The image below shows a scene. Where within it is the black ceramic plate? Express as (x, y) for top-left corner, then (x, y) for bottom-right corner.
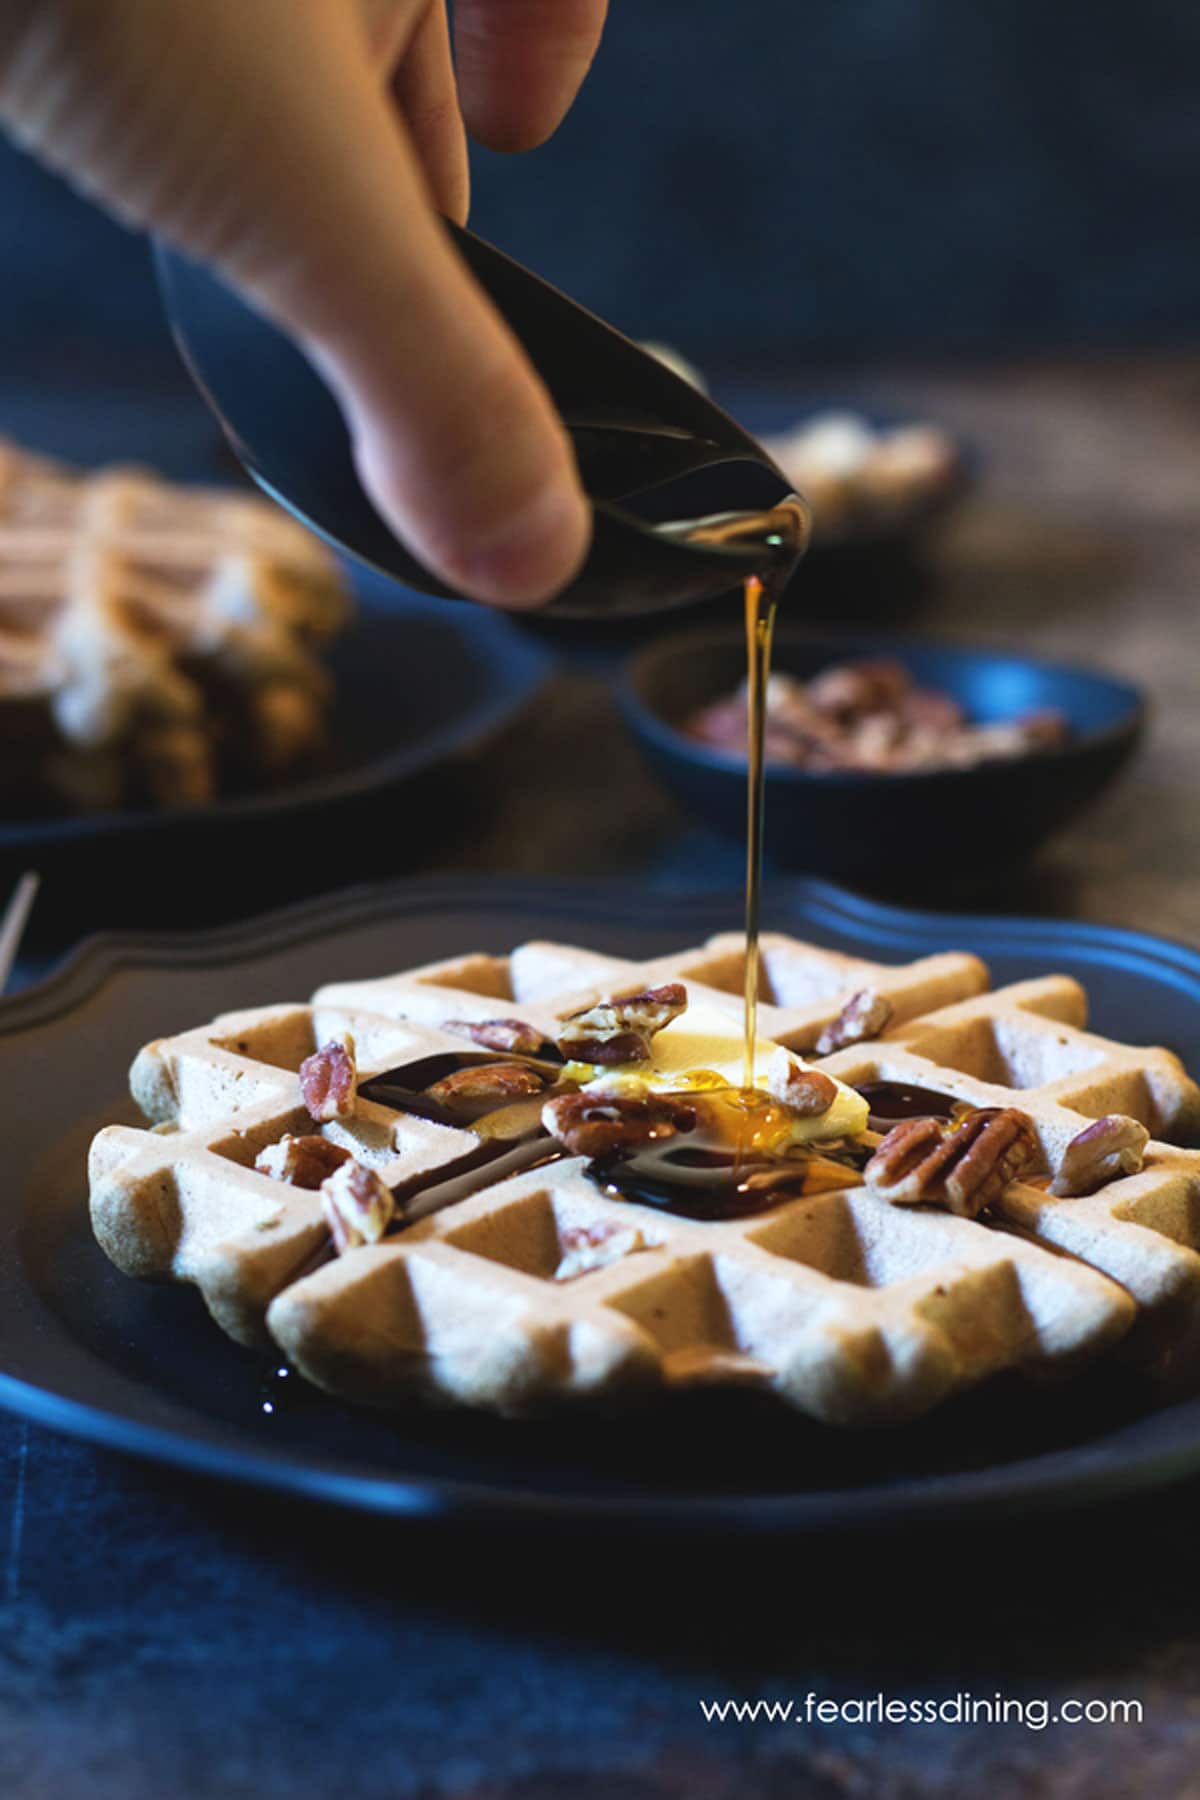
(0, 578), (554, 939)
(4, 875), (1200, 1533)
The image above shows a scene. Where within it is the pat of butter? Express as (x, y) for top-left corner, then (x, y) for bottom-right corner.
(565, 1000), (868, 1143)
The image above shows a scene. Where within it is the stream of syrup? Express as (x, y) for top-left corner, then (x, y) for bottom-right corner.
(739, 502), (811, 1086)
(277, 494), (905, 1269)
(742, 571), (776, 1087)
(678, 497), (811, 1092)
(315, 496), (970, 1234)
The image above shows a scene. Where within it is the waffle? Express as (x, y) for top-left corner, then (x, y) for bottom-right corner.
(0, 436), (350, 811)
(87, 932), (1200, 1426)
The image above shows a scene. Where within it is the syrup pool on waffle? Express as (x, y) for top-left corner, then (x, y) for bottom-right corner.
(329, 497), (858, 1229)
(349, 993), (882, 1227)
(331, 494), (931, 1228)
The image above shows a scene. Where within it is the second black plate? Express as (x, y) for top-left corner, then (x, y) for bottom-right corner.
(0, 582), (552, 939)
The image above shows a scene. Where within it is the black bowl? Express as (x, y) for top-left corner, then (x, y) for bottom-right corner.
(620, 628), (1144, 885)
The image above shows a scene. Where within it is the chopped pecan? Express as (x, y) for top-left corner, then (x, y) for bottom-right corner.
(542, 1090), (697, 1159)
(320, 1158), (395, 1253)
(1017, 709), (1070, 753)
(764, 1048), (838, 1116)
(255, 1133), (352, 1190)
(426, 1061), (548, 1123)
(815, 989), (893, 1056)
(685, 652), (1068, 777)
(865, 1106), (1038, 1219)
(442, 1017), (548, 1056)
(299, 1034), (358, 1122)
(555, 1219), (645, 1282)
(1050, 1114), (1149, 1197)
(556, 982), (688, 1064)
(808, 660), (910, 721)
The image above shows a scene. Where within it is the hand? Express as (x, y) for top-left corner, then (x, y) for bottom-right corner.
(0, 0), (608, 605)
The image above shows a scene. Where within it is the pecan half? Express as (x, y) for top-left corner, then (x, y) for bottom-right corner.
(554, 1219), (645, 1282)
(555, 982), (688, 1064)
(542, 1090), (697, 1158)
(764, 1048), (838, 1116)
(299, 1034), (357, 1122)
(320, 1158), (395, 1253)
(426, 1061), (548, 1123)
(865, 1106), (1038, 1219)
(808, 659), (910, 721)
(442, 1017), (548, 1056)
(815, 989), (893, 1056)
(1050, 1114), (1149, 1197)
(255, 1133), (352, 1190)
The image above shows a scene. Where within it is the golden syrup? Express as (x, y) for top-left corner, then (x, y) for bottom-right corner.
(708, 1085), (800, 1158)
(587, 1085), (869, 1222)
(743, 571), (775, 1089)
(679, 497), (811, 1090)
(669, 1067), (730, 1092)
(352, 503), (823, 1232)
(354, 1025), (870, 1228)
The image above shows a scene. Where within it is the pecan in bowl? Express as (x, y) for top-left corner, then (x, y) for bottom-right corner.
(684, 659), (1070, 776)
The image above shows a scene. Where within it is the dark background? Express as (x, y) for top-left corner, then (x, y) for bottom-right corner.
(3, 10), (1200, 1799)
(2, 0), (1198, 391)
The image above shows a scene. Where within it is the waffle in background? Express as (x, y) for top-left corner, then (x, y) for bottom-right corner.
(0, 437), (352, 814)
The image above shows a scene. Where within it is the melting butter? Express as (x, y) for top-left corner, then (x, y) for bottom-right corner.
(563, 1000), (869, 1144)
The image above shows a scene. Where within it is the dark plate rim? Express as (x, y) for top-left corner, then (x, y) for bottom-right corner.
(620, 624), (1146, 787)
(5, 874), (1200, 1532)
(0, 590), (553, 849)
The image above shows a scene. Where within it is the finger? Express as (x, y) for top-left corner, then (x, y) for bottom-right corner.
(453, 0), (608, 152)
(249, 50), (587, 606)
(357, 0), (412, 67)
(0, 0), (587, 604)
(390, 3), (469, 223)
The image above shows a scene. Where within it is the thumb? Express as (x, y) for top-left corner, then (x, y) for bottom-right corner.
(0, 0), (590, 607)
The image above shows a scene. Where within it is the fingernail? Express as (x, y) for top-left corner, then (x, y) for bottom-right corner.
(456, 480), (590, 609)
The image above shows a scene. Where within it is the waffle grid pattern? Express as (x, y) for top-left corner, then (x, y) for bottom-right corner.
(0, 436), (349, 808)
(88, 933), (1200, 1425)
